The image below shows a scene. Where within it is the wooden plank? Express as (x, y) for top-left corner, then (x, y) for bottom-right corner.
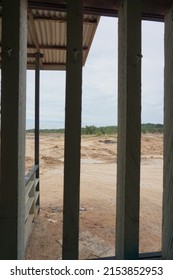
(27, 0), (171, 21)
(62, 0), (83, 260)
(25, 213), (34, 246)
(34, 178), (39, 188)
(25, 197), (35, 221)
(25, 164), (39, 185)
(34, 191), (40, 205)
(162, 7), (173, 260)
(25, 180), (35, 199)
(116, 0), (141, 260)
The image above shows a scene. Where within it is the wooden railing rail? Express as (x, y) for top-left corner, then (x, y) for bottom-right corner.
(25, 164), (40, 247)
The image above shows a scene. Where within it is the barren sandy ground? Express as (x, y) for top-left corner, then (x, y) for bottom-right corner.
(25, 133), (163, 260)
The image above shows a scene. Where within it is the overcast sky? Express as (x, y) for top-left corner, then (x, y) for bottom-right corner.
(26, 17), (164, 129)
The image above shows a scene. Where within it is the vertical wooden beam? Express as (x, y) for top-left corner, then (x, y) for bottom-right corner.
(0, 85), (1, 195)
(116, 0), (141, 260)
(0, 0), (27, 259)
(35, 52), (40, 208)
(62, 0), (83, 260)
(162, 7), (173, 260)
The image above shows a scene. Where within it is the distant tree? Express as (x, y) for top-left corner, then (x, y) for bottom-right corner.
(85, 125), (97, 135)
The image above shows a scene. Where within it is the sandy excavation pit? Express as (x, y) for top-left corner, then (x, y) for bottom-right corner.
(25, 133), (163, 259)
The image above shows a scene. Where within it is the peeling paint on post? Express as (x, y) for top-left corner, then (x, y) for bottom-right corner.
(162, 7), (173, 260)
(116, 0), (141, 260)
(62, 0), (83, 260)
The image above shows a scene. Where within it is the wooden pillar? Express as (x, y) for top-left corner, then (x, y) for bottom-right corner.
(35, 52), (40, 208)
(0, 0), (27, 259)
(162, 7), (173, 260)
(62, 0), (83, 260)
(116, 0), (141, 260)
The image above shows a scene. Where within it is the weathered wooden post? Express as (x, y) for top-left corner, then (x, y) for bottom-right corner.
(0, 0), (27, 259)
(116, 0), (142, 259)
(162, 5), (173, 260)
(62, 0), (83, 260)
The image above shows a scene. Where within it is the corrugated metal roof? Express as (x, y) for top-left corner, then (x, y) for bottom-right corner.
(0, 8), (100, 70)
(1, 0), (170, 70)
(27, 9), (100, 70)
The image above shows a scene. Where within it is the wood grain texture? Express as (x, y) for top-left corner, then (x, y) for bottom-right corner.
(0, 0), (27, 259)
(62, 0), (83, 260)
(162, 6), (173, 260)
(116, 0), (142, 260)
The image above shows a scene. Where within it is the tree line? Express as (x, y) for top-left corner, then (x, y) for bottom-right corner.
(26, 123), (163, 135)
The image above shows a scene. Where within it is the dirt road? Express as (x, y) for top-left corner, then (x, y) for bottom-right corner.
(25, 133), (163, 259)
